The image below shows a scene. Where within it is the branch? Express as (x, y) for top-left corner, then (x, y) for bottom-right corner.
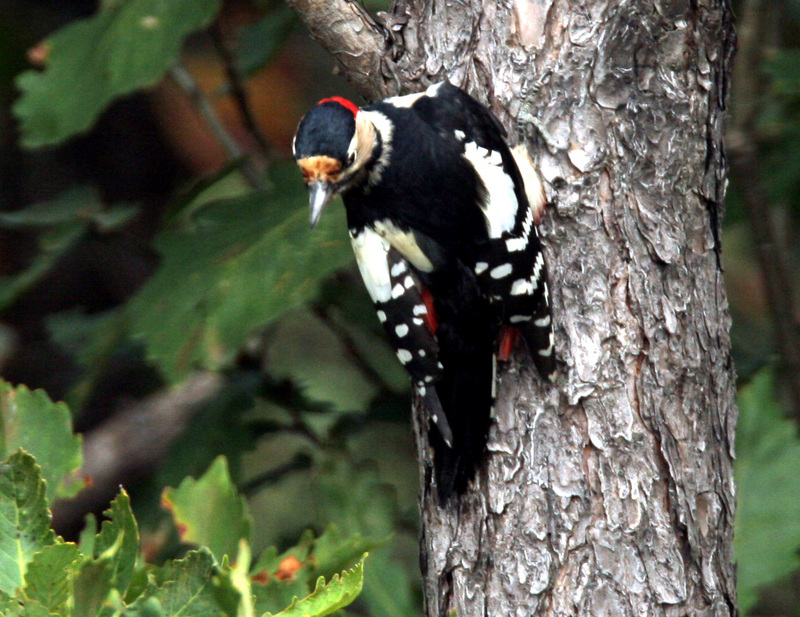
(52, 372), (224, 532)
(168, 64), (265, 189)
(282, 0), (393, 100)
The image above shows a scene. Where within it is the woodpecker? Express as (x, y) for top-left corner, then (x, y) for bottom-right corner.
(293, 82), (555, 500)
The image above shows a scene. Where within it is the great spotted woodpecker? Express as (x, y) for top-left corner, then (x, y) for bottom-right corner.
(293, 82), (555, 500)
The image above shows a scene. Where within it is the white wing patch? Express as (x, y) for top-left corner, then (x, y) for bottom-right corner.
(511, 144), (547, 225)
(462, 141), (518, 238)
(351, 227), (393, 303)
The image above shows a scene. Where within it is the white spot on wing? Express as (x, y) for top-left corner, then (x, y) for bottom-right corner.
(490, 263), (513, 279)
(475, 262), (489, 274)
(454, 129), (466, 141)
(377, 310), (387, 323)
(413, 304), (427, 315)
(391, 283), (405, 299)
(510, 278), (534, 295)
(509, 315), (529, 323)
(534, 314), (551, 327)
(506, 237), (528, 252)
(395, 324), (409, 337)
(390, 261), (407, 276)
(397, 349), (413, 363)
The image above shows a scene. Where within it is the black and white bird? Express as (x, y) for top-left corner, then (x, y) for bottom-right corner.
(293, 82), (555, 500)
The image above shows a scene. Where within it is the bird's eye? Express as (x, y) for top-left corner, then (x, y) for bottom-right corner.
(346, 151), (356, 166)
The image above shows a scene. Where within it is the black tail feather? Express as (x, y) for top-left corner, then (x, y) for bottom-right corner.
(430, 344), (495, 501)
(424, 260), (497, 502)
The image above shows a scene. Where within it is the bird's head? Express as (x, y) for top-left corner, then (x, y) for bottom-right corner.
(293, 97), (378, 227)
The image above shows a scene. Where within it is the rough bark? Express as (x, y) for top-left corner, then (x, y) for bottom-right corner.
(288, 0), (738, 615)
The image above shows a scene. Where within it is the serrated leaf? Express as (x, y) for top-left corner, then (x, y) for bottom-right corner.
(154, 548), (239, 616)
(128, 163), (354, 382)
(94, 490), (140, 596)
(72, 556), (119, 617)
(23, 542), (82, 613)
(310, 525), (380, 582)
(317, 462), (416, 617)
(161, 457), (252, 562)
(734, 369), (800, 613)
(263, 553), (367, 617)
(14, 0), (221, 147)
(0, 451), (56, 596)
(0, 380), (83, 501)
(251, 576), (310, 617)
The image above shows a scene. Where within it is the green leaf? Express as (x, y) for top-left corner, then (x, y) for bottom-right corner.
(128, 163), (354, 382)
(0, 380), (83, 502)
(251, 576), (310, 617)
(72, 555), (120, 617)
(263, 553), (367, 617)
(734, 369), (800, 613)
(93, 490), (140, 596)
(23, 542), (82, 614)
(0, 590), (23, 617)
(0, 451), (56, 596)
(154, 548), (239, 616)
(309, 525), (380, 582)
(14, 0), (221, 147)
(161, 457), (252, 562)
(78, 513), (97, 557)
(0, 188), (139, 312)
(235, 7), (297, 76)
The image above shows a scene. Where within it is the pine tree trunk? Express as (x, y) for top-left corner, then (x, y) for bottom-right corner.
(286, 0), (738, 614)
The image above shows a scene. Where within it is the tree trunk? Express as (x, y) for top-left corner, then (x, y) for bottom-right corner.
(285, 0), (738, 615)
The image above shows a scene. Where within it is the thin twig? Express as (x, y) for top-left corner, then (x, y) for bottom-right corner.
(209, 23), (273, 161)
(168, 64), (264, 189)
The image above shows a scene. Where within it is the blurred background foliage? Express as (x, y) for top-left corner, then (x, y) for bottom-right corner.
(0, 0), (798, 615)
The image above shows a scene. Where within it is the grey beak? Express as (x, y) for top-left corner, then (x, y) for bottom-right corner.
(308, 181), (336, 228)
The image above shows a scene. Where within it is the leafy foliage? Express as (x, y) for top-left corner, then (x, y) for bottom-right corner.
(127, 164), (355, 383)
(0, 383), (369, 617)
(161, 456), (252, 563)
(0, 187), (138, 313)
(14, 0), (222, 146)
(735, 370), (800, 613)
(0, 451), (56, 595)
(0, 381), (83, 502)
(6, 1), (799, 616)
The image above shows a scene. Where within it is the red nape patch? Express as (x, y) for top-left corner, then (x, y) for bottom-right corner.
(498, 326), (520, 362)
(317, 96), (359, 117)
(421, 288), (438, 334)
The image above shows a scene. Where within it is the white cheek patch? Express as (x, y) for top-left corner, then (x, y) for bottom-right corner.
(462, 141), (518, 238)
(351, 228), (393, 303)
